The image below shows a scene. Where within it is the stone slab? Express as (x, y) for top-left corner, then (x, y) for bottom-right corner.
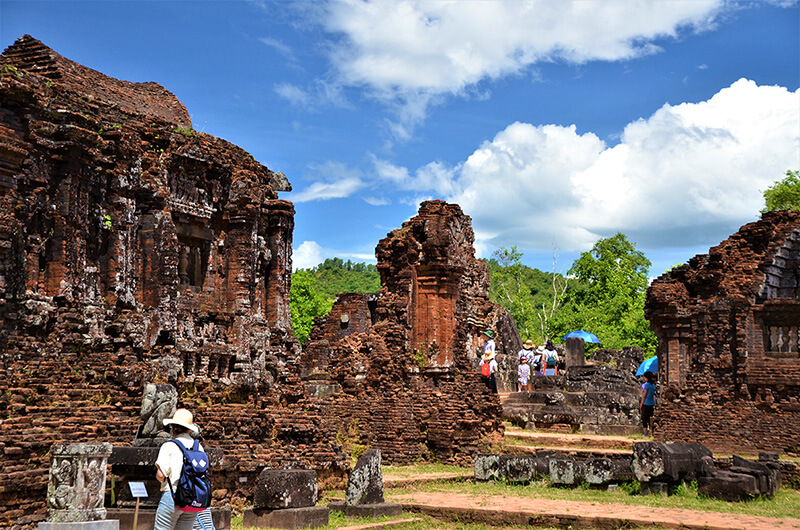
(242, 506), (328, 529)
(343, 503), (403, 519)
(106, 507), (231, 530)
(39, 522), (119, 530)
(253, 469), (318, 510)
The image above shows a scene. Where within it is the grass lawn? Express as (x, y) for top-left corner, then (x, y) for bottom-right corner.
(387, 470), (800, 520)
(228, 462), (800, 529)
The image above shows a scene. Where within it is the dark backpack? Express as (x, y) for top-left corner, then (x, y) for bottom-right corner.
(168, 439), (212, 513)
(546, 352), (557, 368)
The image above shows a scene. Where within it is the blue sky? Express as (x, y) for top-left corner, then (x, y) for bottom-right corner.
(2, 1), (798, 277)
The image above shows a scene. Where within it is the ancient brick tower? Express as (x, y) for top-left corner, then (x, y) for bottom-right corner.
(645, 210), (800, 454)
(303, 200), (515, 463)
(0, 36), (347, 526)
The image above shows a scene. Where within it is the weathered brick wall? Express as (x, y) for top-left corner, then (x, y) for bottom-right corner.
(646, 211), (800, 455)
(0, 36), (348, 528)
(303, 201), (510, 464)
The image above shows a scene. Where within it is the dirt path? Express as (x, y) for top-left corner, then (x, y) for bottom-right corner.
(386, 491), (800, 530)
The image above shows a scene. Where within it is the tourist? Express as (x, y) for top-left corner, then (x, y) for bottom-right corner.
(480, 332), (498, 393)
(517, 340), (534, 364)
(194, 509), (214, 530)
(543, 341), (559, 375)
(155, 409), (204, 530)
(516, 340), (534, 390)
(483, 330), (496, 357)
(639, 371), (657, 436)
(517, 356), (531, 392)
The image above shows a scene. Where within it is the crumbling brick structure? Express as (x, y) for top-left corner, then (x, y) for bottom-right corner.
(0, 36), (347, 527)
(645, 210), (800, 454)
(302, 201), (514, 464)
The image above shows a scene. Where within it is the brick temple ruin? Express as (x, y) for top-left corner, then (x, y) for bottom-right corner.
(0, 37), (506, 527)
(646, 210), (800, 454)
(302, 200), (516, 462)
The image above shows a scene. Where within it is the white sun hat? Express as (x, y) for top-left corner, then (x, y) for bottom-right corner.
(163, 408), (199, 434)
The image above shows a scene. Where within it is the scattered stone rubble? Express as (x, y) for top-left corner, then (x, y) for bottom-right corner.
(476, 440), (789, 501)
(503, 346), (645, 435)
(646, 211), (800, 454)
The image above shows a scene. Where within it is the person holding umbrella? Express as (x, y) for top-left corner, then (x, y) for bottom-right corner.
(639, 371), (657, 436)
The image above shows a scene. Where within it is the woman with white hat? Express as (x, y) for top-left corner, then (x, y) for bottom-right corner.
(154, 408), (204, 530)
(479, 331), (498, 393)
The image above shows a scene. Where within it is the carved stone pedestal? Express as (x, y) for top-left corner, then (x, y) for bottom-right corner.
(46, 443), (114, 523)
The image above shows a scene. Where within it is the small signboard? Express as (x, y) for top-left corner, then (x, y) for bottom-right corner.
(128, 481), (148, 498)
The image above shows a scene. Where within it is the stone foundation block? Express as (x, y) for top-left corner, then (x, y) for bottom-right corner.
(341, 503), (402, 519)
(632, 441), (712, 483)
(474, 454), (548, 483)
(549, 458), (585, 485)
(242, 506), (328, 529)
(640, 482), (669, 496)
(106, 507), (231, 530)
(584, 457), (633, 485)
(38, 523), (119, 530)
(698, 471), (759, 502)
(253, 470), (318, 510)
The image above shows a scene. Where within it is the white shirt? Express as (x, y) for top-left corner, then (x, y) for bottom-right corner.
(155, 434), (204, 492)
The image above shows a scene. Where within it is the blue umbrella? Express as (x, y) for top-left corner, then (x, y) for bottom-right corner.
(636, 356), (658, 376)
(563, 330), (601, 343)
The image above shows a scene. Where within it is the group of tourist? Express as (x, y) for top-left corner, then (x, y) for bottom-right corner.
(516, 339), (560, 390)
(478, 331), (563, 394)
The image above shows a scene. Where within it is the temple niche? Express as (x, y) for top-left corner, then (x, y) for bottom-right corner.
(302, 200), (518, 463)
(645, 210), (800, 454)
(0, 35), (348, 527)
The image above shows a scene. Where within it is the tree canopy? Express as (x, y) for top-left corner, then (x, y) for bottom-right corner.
(762, 170), (800, 213)
(552, 233), (656, 354)
(487, 235), (657, 355)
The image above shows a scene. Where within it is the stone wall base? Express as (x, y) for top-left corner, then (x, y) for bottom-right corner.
(242, 506), (328, 529)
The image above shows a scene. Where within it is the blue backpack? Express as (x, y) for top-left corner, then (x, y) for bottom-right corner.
(168, 439), (212, 513)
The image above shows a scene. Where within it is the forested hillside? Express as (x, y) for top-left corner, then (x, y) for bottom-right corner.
(290, 258), (380, 343)
(290, 236), (656, 356)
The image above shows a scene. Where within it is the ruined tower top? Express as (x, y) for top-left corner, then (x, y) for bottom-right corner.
(2, 35), (192, 128)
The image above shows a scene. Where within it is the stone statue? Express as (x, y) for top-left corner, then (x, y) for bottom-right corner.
(133, 383), (177, 446)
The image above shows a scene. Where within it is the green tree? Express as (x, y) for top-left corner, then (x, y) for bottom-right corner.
(762, 170), (800, 212)
(290, 270), (334, 344)
(553, 233), (656, 354)
(486, 247), (567, 344)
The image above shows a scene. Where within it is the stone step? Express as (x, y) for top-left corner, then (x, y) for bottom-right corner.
(505, 444), (632, 459)
(504, 427), (635, 450)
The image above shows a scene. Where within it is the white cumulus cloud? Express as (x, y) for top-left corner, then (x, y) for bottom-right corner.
(440, 79), (800, 252)
(322, 0), (724, 133)
(293, 241), (325, 270)
(290, 177), (364, 203)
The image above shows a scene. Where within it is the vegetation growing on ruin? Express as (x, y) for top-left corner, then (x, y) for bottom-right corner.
(762, 169), (800, 213)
